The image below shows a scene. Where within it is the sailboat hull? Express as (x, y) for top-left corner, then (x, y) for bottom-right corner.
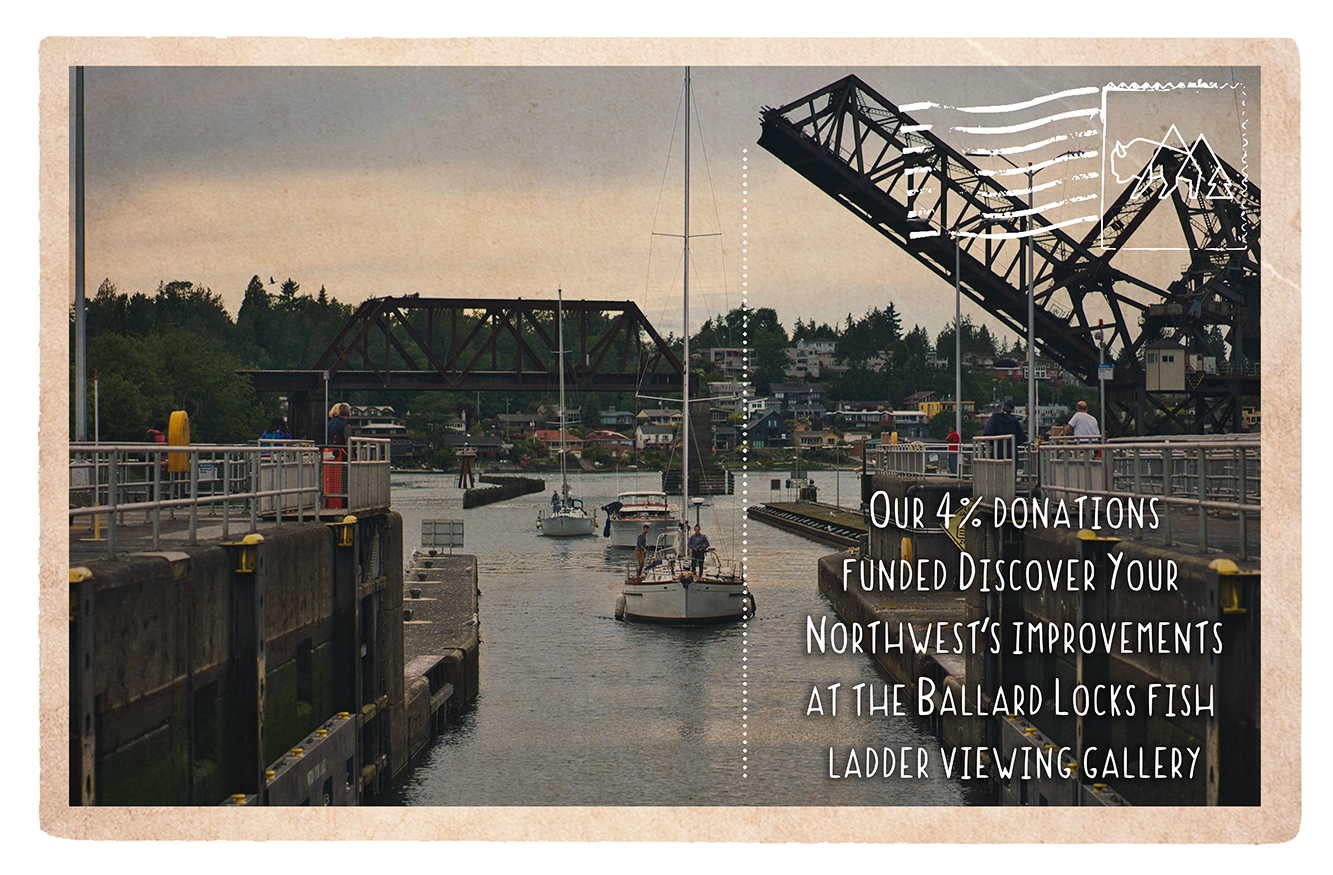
(538, 511), (594, 536)
(621, 577), (751, 624)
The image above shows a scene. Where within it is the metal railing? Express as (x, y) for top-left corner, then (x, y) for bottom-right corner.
(69, 437), (391, 558)
(871, 441), (972, 479)
(1038, 435), (1260, 559)
(971, 435), (1025, 505)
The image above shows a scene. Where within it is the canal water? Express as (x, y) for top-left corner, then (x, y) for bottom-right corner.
(378, 468), (989, 806)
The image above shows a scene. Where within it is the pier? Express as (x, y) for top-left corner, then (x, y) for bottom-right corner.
(67, 439), (479, 805)
(762, 434), (1261, 805)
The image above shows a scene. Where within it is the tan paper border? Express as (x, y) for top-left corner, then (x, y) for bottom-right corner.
(37, 36), (1301, 843)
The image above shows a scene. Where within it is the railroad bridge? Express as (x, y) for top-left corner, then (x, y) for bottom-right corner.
(241, 296), (688, 442)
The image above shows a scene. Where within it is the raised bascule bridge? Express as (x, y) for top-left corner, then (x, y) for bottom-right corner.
(754, 75), (1261, 808)
(758, 74), (1259, 436)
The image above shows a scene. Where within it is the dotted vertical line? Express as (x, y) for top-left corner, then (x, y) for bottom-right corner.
(740, 148), (749, 779)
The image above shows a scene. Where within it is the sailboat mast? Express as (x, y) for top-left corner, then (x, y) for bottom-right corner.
(558, 287), (567, 498)
(681, 67), (691, 525)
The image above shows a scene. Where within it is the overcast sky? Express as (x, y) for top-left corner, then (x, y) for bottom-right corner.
(80, 64), (1259, 344)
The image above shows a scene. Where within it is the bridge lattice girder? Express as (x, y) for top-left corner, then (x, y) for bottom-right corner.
(757, 75), (1260, 391)
(242, 296), (684, 395)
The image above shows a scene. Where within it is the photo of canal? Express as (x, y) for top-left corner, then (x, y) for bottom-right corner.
(379, 469), (988, 806)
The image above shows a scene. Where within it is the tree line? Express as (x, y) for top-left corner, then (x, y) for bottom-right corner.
(72, 279), (1096, 448)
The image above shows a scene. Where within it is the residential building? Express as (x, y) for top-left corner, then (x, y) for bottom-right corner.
(835, 402), (893, 430)
(533, 429), (585, 459)
(769, 380), (825, 410)
(638, 408), (680, 427)
(743, 410), (788, 448)
(584, 429), (634, 459)
(794, 425), (838, 450)
(443, 433), (507, 461)
(917, 399), (977, 420)
(598, 409), (636, 429)
(706, 347), (748, 378)
(497, 413), (539, 438)
(636, 423), (675, 451)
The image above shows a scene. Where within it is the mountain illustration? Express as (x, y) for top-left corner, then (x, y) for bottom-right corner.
(1110, 125), (1235, 203)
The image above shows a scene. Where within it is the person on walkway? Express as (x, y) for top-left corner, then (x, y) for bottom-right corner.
(947, 427), (961, 474)
(261, 416), (291, 442)
(1066, 400), (1100, 440)
(327, 403), (351, 448)
(635, 524), (650, 577)
(982, 398), (1027, 459)
(146, 418), (168, 491)
(687, 524), (713, 576)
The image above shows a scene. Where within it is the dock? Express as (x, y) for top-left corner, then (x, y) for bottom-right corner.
(775, 436), (1261, 806)
(401, 549), (481, 757)
(66, 441), (480, 806)
(746, 501), (867, 548)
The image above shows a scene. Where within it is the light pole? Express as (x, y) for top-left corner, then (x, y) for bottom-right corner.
(1098, 318), (1107, 439)
(969, 149), (1085, 436)
(951, 214), (991, 475)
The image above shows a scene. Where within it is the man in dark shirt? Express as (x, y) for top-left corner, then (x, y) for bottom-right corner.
(635, 525), (650, 577)
(687, 525), (712, 576)
(982, 398), (1028, 459)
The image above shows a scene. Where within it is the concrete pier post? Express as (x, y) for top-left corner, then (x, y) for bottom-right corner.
(226, 537), (267, 800)
(69, 567), (96, 805)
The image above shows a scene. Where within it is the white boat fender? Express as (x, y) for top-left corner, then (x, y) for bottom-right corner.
(614, 594), (626, 620)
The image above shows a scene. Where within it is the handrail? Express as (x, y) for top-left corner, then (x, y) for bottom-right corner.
(1037, 435), (1260, 559)
(869, 441), (971, 478)
(69, 437), (391, 559)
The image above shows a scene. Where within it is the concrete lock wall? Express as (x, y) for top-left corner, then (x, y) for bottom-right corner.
(71, 512), (408, 806)
(824, 471), (1260, 806)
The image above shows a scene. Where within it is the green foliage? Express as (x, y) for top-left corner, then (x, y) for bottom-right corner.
(76, 326), (268, 442)
(509, 437), (543, 462)
(929, 408), (980, 440)
(73, 274), (351, 442)
(835, 305), (902, 367)
(431, 444), (457, 471)
(582, 445), (613, 466)
(404, 393), (468, 449)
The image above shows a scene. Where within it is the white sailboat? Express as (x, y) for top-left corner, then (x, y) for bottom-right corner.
(537, 288), (595, 536)
(617, 68), (751, 624)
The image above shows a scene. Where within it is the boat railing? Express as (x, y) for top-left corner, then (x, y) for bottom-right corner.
(69, 436), (391, 559)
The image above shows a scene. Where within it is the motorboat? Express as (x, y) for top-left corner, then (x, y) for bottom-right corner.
(605, 490), (680, 548)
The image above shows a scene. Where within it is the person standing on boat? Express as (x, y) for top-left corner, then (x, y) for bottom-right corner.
(635, 524), (650, 577)
(687, 525), (713, 576)
(946, 427), (961, 474)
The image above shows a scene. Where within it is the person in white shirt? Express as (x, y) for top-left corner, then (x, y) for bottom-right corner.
(1066, 400), (1100, 440)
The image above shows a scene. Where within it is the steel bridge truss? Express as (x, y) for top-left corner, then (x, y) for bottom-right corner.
(758, 75), (1259, 434)
(244, 296), (685, 396)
